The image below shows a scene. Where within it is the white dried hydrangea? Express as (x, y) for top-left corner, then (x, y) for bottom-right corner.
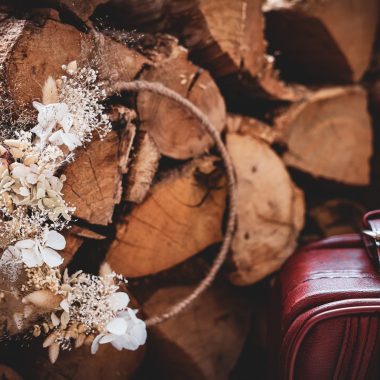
(91, 309), (147, 353)
(7, 227), (65, 268)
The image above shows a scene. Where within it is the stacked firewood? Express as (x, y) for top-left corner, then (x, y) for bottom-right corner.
(0, 0), (378, 379)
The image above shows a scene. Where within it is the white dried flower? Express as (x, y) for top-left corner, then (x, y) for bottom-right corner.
(31, 102), (73, 148)
(91, 309), (147, 354)
(4, 160), (73, 221)
(107, 292), (130, 311)
(66, 60), (78, 75)
(49, 129), (82, 151)
(9, 228), (65, 268)
(59, 65), (111, 143)
(11, 162), (52, 186)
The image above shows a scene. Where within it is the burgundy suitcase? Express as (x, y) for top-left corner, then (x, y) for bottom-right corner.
(273, 210), (380, 380)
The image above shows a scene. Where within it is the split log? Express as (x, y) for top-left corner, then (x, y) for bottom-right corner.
(226, 113), (281, 145)
(109, 106), (137, 174)
(226, 132), (305, 285)
(274, 87), (373, 186)
(0, 17), (147, 225)
(60, 226), (106, 267)
(60, 231), (84, 267)
(264, 0), (379, 83)
(69, 225), (106, 240)
(187, 0), (267, 78)
(143, 283), (251, 380)
(62, 108), (157, 226)
(188, 0), (305, 101)
(62, 131), (122, 226)
(0, 16), (148, 121)
(124, 131), (160, 204)
(137, 38), (226, 159)
(106, 156), (227, 277)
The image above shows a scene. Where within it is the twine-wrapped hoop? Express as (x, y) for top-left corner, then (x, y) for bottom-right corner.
(111, 81), (237, 326)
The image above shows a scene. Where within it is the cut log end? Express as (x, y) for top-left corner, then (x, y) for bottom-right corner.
(226, 132), (305, 285)
(137, 39), (226, 159)
(107, 156), (227, 277)
(143, 284), (252, 380)
(276, 87), (373, 186)
(62, 131), (122, 226)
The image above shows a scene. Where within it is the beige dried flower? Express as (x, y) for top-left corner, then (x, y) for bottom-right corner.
(48, 342), (60, 364)
(22, 290), (62, 310)
(42, 76), (59, 105)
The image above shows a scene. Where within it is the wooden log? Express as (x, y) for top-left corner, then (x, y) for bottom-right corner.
(62, 131), (122, 226)
(109, 106), (137, 174)
(104, 0), (263, 79)
(49, 0), (109, 22)
(60, 226), (106, 267)
(188, 0), (305, 101)
(226, 113), (281, 145)
(94, 0), (306, 102)
(188, 0), (267, 78)
(0, 16), (148, 121)
(309, 199), (366, 238)
(124, 131), (160, 204)
(274, 86), (373, 186)
(226, 131), (305, 285)
(61, 231), (84, 267)
(137, 37), (226, 159)
(264, 0), (379, 83)
(143, 283), (251, 380)
(106, 156), (227, 277)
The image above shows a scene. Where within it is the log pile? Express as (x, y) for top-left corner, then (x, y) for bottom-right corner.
(0, 0), (379, 379)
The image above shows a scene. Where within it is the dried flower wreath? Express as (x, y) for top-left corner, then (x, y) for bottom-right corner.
(0, 60), (236, 364)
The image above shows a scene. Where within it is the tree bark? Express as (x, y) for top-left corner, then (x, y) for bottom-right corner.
(124, 131), (160, 204)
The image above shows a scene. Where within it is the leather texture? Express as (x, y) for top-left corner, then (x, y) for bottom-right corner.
(273, 211), (380, 380)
